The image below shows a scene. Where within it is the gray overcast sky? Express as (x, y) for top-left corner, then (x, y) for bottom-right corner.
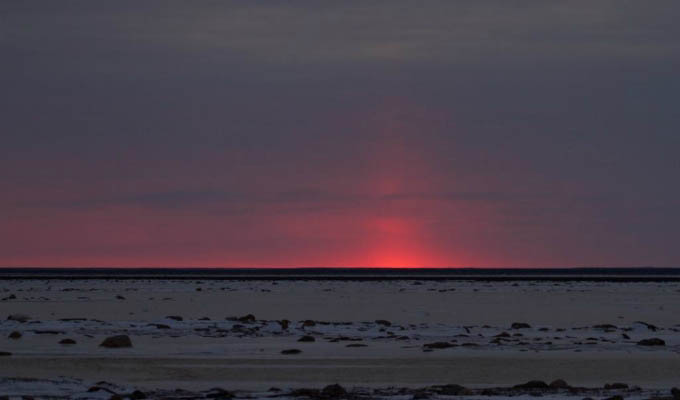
(2, 1), (679, 267)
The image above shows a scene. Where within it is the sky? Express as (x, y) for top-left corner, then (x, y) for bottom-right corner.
(2, 1), (680, 268)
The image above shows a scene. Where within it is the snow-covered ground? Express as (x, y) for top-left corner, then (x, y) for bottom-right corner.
(1, 279), (679, 397)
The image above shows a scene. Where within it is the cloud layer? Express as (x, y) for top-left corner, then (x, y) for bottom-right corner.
(2, 1), (679, 267)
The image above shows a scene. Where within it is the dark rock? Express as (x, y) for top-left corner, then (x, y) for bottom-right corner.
(7, 313), (30, 323)
(8, 331), (21, 339)
(423, 341), (456, 349)
(432, 384), (468, 395)
(116, 295), (125, 300)
(671, 387), (680, 400)
(593, 324), (618, 330)
(206, 388), (234, 399)
(302, 320), (316, 327)
(549, 379), (570, 389)
(237, 314), (256, 323)
(322, 384), (348, 398)
(346, 343), (367, 347)
(279, 319), (290, 330)
(495, 332), (511, 337)
(99, 335), (132, 348)
(375, 319), (392, 327)
(290, 388), (321, 397)
(512, 322), (532, 329)
(88, 386), (115, 393)
(605, 383), (628, 389)
(514, 380), (549, 389)
(0, 351), (11, 356)
(637, 338), (665, 346)
(281, 349), (302, 355)
(635, 321), (659, 331)
(59, 338), (76, 345)
(603, 396), (623, 400)
(129, 390), (147, 399)
(298, 335), (316, 342)
(166, 315), (183, 321)
(150, 323), (170, 329)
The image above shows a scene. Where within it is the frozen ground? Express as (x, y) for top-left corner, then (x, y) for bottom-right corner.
(1, 279), (679, 397)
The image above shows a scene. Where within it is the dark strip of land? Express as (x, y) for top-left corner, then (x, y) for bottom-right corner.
(0, 267), (679, 281)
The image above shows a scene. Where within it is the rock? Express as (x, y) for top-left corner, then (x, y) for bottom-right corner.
(237, 314), (256, 323)
(290, 388), (321, 397)
(322, 384), (348, 398)
(59, 338), (77, 345)
(0, 352), (11, 356)
(432, 384), (468, 395)
(512, 322), (531, 329)
(346, 343), (367, 347)
(593, 324), (618, 330)
(635, 321), (659, 331)
(603, 396), (623, 400)
(165, 315), (183, 321)
(549, 379), (570, 389)
(514, 380), (549, 389)
(375, 319), (392, 327)
(8, 331), (21, 339)
(605, 383), (629, 389)
(637, 338), (665, 346)
(298, 335), (316, 342)
(109, 395), (124, 400)
(116, 295), (125, 300)
(495, 332), (511, 337)
(281, 349), (302, 355)
(423, 341), (456, 349)
(7, 314), (30, 323)
(278, 319), (290, 330)
(150, 323), (170, 329)
(129, 390), (147, 399)
(302, 320), (316, 327)
(99, 335), (132, 348)
(671, 387), (680, 400)
(206, 388), (234, 399)
(88, 386), (116, 394)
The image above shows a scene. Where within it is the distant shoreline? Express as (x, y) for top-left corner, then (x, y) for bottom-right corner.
(1, 267), (679, 281)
